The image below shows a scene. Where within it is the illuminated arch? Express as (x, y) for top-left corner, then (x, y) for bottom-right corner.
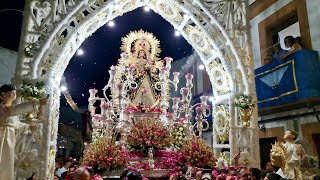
(15, 0), (259, 178)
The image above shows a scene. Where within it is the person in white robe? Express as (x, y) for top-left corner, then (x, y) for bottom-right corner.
(0, 84), (47, 179)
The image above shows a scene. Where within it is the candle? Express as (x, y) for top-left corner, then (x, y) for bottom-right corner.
(164, 57), (173, 71)
(128, 66), (135, 80)
(110, 65), (117, 75)
(185, 73), (193, 88)
(120, 52), (128, 61)
(89, 88), (98, 99)
(159, 67), (167, 80)
(173, 72), (180, 84)
(172, 97), (180, 110)
(200, 96), (208, 106)
(180, 87), (189, 102)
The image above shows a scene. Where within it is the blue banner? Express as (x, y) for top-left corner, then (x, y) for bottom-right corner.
(255, 49), (320, 109)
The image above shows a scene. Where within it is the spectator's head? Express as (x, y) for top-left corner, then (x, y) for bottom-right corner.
(264, 55), (272, 65)
(259, 170), (273, 179)
(295, 36), (301, 46)
(121, 169), (143, 180)
(238, 167), (252, 180)
(272, 44), (282, 53)
(284, 129), (298, 141)
(264, 172), (281, 180)
(63, 159), (73, 168)
(228, 167), (237, 176)
(265, 162), (274, 171)
(53, 175), (59, 180)
(73, 167), (91, 180)
(284, 36), (296, 48)
(61, 171), (68, 179)
(69, 165), (76, 175)
(195, 170), (203, 180)
(249, 168), (261, 180)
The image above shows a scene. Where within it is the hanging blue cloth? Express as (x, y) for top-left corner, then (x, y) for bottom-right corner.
(255, 49), (320, 110)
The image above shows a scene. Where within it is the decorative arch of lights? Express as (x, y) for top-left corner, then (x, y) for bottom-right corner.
(14, 0), (259, 178)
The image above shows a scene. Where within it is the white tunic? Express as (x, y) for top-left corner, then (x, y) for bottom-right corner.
(0, 102), (36, 180)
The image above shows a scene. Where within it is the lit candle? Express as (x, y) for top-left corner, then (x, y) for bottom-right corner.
(164, 57), (173, 71)
(200, 96), (208, 106)
(173, 72), (180, 84)
(180, 87), (189, 102)
(120, 52), (128, 61)
(110, 65), (117, 75)
(185, 73), (193, 88)
(128, 66), (135, 80)
(89, 88), (98, 99)
(159, 67), (167, 80)
(172, 97), (180, 110)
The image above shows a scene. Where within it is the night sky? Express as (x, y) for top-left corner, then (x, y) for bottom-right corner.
(0, 2), (193, 108)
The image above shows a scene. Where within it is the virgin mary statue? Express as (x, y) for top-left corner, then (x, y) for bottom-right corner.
(113, 30), (167, 109)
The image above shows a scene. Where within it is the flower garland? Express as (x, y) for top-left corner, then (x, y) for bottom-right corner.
(83, 137), (127, 171)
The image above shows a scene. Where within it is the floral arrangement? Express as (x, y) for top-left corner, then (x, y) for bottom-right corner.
(234, 94), (254, 109)
(20, 80), (46, 99)
(126, 118), (171, 150)
(127, 150), (180, 171)
(170, 123), (189, 149)
(178, 137), (216, 168)
(83, 137), (127, 171)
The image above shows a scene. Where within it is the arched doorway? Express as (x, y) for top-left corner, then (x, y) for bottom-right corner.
(14, 0), (259, 178)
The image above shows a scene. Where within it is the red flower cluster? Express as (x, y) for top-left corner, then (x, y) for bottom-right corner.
(126, 118), (171, 150)
(83, 137), (127, 171)
(178, 137), (216, 168)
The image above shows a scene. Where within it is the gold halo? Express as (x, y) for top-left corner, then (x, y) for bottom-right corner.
(120, 29), (161, 60)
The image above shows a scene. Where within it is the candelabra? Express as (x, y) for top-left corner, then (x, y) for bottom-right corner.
(88, 53), (211, 140)
(170, 73), (210, 136)
(88, 53), (138, 138)
(155, 57), (180, 125)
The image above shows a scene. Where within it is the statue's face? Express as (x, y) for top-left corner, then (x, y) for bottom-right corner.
(1, 90), (16, 103)
(138, 51), (146, 58)
(284, 130), (295, 140)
